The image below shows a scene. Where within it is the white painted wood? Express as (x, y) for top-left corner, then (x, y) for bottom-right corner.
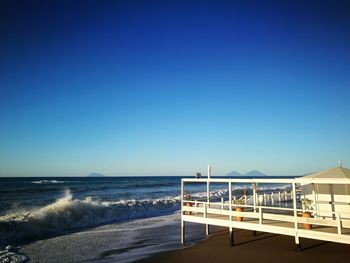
(229, 181), (232, 222)
(292, 182), (298, 232)
(183, 178), (296, 183)
(180, 180), (184, 243)
(181, 178), (350, 246)
(337, 213), (342, 235)
(259, 208), (263, 224)
(253, 183), (257, 212)
(271, 193), (274, 204)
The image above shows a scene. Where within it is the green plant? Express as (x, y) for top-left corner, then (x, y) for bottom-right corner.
(301, 198), (313, 211)
(184, 191), (192, 201)
(234, 198), (245, 206)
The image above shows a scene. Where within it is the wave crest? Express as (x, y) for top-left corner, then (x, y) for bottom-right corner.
(0, 189), (180, 246)
(31, 180), (64, 184)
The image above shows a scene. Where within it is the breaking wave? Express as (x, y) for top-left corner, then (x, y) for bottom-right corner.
(0, 189), (180, 246)
(31, 180), (64, 184)
(0, 184), (291, 247)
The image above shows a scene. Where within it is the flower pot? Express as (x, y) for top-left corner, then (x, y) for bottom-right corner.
(236, 207), (243, 222)
(186, 202), (192, 215)
(303, 212), (312, 229)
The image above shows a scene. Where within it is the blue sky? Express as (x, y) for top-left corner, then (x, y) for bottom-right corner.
(1, 0), (350, 177)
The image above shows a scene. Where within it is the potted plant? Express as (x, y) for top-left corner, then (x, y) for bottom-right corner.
(234, 198), (245, 222)
(184, 191), (193, 215)
(301, 198), (313, 229)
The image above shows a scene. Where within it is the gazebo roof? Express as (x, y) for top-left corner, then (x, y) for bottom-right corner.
(296, 166), (350, 184)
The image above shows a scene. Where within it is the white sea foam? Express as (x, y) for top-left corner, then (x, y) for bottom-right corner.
(0, 189), (180, 246)
(31, 180), (64, 184)
(0, 245), (28, 263)
(188, 184), (290, 200)
(0, 183), (290, 247)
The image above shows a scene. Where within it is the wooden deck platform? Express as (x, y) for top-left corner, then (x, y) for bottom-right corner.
(180, 178), (350, 248)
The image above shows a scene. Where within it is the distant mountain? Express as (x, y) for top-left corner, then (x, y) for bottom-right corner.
(226, 171), (242, 177)
(244, 170), (267, 177)
(226, 170), (267, 177)
(87, 172), (105, 177)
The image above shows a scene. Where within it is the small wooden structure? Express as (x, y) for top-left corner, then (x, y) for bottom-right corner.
(297, 166), (350, 220)
(180, 167), (350, 250)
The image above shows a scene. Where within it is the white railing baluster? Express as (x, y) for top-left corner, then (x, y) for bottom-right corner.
(259, 207), (263, 224)
(337, 213), (342, 235)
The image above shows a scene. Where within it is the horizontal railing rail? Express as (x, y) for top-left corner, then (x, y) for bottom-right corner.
(180, 177), (350, 246)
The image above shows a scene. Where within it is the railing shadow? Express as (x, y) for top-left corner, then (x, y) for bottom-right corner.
(233, 232), (278, 246)
(300, 239), (328, 251)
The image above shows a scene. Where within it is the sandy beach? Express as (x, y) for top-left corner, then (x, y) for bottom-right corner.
(139, 227), (350, 263)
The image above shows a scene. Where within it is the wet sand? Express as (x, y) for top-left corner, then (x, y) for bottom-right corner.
(20, 215), (208, 263)
(138, 228), (350, 263)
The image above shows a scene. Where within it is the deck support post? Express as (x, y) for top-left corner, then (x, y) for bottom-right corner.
(295, 234), (301, 252)
(206, 224), (209, 236)
(230, 228), (234, 246)
(206, 167), (211, 236)
(181, 219), (185, 245)
(252, 230), (257, 236)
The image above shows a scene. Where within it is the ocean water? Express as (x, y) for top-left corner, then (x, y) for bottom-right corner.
(0, 177), (183, 246)
(0, 176), (293, 262)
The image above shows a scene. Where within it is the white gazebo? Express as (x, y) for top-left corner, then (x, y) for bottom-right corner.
(296, 166), (350, 220)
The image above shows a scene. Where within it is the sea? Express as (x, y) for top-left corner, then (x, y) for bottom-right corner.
(0, 176), (295, 263)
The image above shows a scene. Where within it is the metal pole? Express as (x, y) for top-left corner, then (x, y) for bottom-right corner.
(229, 180), (233, 242)
(229, 180), (232, 220)
(292, 182), (300, 251)
(206, 164), (211, 236)
(181, 179), (185, 244)
(253, 183), (256, 212)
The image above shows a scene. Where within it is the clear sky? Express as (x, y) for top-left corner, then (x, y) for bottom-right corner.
(1, 0), (350, 177)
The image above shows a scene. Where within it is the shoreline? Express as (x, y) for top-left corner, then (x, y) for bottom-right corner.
(137, 228), (350, 263)
(20, 213), (210, 263)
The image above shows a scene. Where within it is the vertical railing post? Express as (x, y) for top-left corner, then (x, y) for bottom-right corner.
(206, 166), (210, 236)
(229, 180), (232, 220)
(229, 180), (234, 248)
(271, 193), (274, 205)
(205, 202), (209, 235)
(284, 190), (288, 201)
(337, 213), (342, 235)
(312, 183), (317, 217)
(292, 182), (300, 251)
(253, 183), (256, 212)
(181, 179), (184, 213)
(181, 179), (185, 244)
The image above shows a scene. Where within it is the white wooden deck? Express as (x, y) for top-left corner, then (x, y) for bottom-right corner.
(180, 178), (350, 249)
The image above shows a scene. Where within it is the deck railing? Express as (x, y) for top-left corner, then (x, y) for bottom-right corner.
(180, 178), (350, 247)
